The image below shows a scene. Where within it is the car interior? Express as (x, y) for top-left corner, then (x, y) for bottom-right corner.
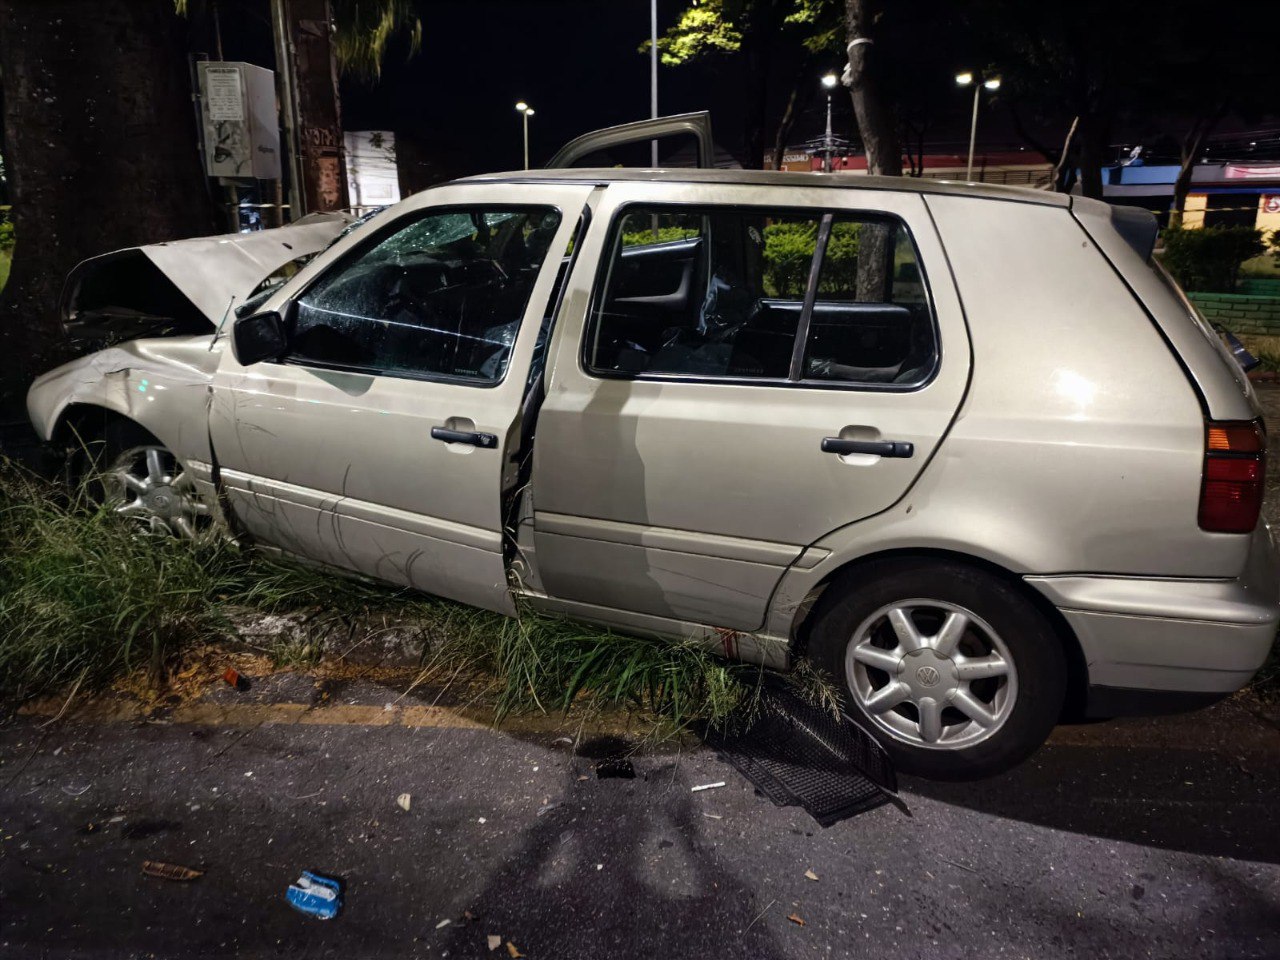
(588, 208), (936, 386)
(287, 208), (563, 382)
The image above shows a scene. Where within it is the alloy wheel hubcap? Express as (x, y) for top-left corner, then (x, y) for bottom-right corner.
(845, 599), (1017, 749)
(106, 445), (208, 538)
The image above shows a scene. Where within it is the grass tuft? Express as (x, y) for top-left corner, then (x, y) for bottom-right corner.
(0, 459), (801, 732)
(0, 466), (244, 698)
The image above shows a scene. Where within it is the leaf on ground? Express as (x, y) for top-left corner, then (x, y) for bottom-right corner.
(787, 913), (806, 926)
(506, 942), (524, 958)
(487, 935), (502, 951)
(142, 860), (203, 881)
(396, 793), (411, 812)
(804, 869), (819, 881)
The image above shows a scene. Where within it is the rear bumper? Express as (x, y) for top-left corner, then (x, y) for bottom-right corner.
(1026, 525), (1280, 708)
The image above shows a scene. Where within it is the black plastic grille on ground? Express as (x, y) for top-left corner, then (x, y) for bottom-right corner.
(707, 682), (898, 827)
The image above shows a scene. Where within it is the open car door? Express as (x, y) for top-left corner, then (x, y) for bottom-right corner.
(209, 181), (594, 615)
(545, 112), (716, 169)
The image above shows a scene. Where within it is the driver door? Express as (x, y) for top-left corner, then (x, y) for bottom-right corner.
(208, 182), (594, 614)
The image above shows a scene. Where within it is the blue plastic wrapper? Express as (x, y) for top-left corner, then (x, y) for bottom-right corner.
(286, 871), (343, 920)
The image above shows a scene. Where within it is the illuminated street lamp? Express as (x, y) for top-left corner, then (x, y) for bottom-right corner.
(515, 101), (535, 170)
(820, 72), (839, 173)
(956, 72), (1001, 181)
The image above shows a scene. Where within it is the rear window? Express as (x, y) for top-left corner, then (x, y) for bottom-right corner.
(583, 204), (936, 388)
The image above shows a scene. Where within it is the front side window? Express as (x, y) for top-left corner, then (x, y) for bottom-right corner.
(287, 206), (562, 383)
(584, 204), (935, 388)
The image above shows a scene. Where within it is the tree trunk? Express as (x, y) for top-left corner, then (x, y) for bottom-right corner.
(1049, 117), (1079, 192)
(1008, 101), (1061, 167)
(1074, 113), (1110, 201)
(842, 0), (901, 177)
(767, 61), (816, 171)
(738, 2), (784, 171)
(0, 0), (217, 410)
(1171, 107), (1226, 228)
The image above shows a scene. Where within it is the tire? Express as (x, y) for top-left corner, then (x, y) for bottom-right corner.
(90, 419), (209, 538)
(807, 558), (1066, 781)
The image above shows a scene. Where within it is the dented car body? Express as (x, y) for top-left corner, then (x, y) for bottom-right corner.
(27, 161), (1280, 779)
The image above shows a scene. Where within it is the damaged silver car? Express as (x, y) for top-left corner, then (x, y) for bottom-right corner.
(26, 116), (1280, 779)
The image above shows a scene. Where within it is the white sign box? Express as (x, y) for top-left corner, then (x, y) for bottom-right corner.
(197, 61), (281, 180)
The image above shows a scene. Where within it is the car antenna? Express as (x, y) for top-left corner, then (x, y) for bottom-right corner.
(209, 295), (237, 351)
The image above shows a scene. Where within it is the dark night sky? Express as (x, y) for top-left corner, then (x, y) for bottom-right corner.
(210, 0), (1278, 185)
(339, 0), (857, 177)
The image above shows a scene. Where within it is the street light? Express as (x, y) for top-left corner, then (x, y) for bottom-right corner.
(650, 0), (658, 166)
(956, 72), (1001, 181)
(515, 101), (534, 170)
(820, 72), (839, 172)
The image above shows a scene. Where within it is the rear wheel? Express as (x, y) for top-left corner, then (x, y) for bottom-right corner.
(97, 421), (209, 538)
(807, 559), (1065, 780)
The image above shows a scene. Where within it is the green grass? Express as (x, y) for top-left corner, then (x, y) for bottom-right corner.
(0, 467), (246, 699)
(1252, 350), (1280, 373)
(0, 461), (782, 731)
(0, 250), (10, 294)
(1239, 252), (1280, 280)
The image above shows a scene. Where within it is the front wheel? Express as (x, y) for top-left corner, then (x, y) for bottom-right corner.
(807, 559), (1066, 780)
(97, 421), (210, 538)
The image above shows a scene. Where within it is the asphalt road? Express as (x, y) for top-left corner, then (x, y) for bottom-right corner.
(1, 682), (1278, 960)
(2, 387), (1279, 958)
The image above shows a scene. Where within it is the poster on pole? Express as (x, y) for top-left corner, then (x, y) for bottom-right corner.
(204, 67), (245, 122)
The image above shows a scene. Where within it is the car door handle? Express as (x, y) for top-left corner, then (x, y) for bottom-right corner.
(431, 426), (498, 448)
(821, 437), (915, 458)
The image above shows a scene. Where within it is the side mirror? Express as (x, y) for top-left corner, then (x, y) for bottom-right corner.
(231, 311), (288, 365)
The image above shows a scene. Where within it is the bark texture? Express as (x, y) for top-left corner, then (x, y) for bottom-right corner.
(0, 0), (217, 408)
(842, 0), (901, 177)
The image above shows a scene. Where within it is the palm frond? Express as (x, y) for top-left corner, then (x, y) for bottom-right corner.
(331, 0), (422, 81)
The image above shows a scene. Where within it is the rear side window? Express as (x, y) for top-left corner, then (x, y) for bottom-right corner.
(287, 206), (562, 383)
(584, 204), (935, 388)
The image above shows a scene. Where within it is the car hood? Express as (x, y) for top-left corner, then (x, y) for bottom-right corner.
(60, 212), (354, 340)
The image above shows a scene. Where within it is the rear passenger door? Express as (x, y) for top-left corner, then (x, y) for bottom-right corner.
(530, 181), (971, 632)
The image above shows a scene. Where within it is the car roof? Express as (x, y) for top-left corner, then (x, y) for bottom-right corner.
(458, 167), (1071, 208)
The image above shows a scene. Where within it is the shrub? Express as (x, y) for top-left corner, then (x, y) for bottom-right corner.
(762, 220), (860, 297)
(621, 224), (699, 247)
(1160, 225), (1266, 293)
(0, 212), (13, 254)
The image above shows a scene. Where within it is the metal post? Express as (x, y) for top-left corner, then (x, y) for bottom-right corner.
(824, 92), (834, 173)
(966, 82), (980, 181)
(650, 0), (658, 167)
(522, 110), (530, 170)
(270, 0), (305, 221)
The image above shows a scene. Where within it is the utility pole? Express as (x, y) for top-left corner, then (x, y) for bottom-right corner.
(650, 0), (658, 167)
(270, 0), (349, 216)
(821, 72), (838, 172)
(270, 0), (305, 222)
(516, 102), (534, 170)
(956, 71), (1001, 182)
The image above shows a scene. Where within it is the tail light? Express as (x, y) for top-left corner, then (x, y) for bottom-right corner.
(1199, 420), (1266, 533)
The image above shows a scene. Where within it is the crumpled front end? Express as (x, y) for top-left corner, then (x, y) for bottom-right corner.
(26, 336), (221, 469)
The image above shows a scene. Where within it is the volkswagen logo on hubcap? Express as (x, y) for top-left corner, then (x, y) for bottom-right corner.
(915, 665), (941, 687)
